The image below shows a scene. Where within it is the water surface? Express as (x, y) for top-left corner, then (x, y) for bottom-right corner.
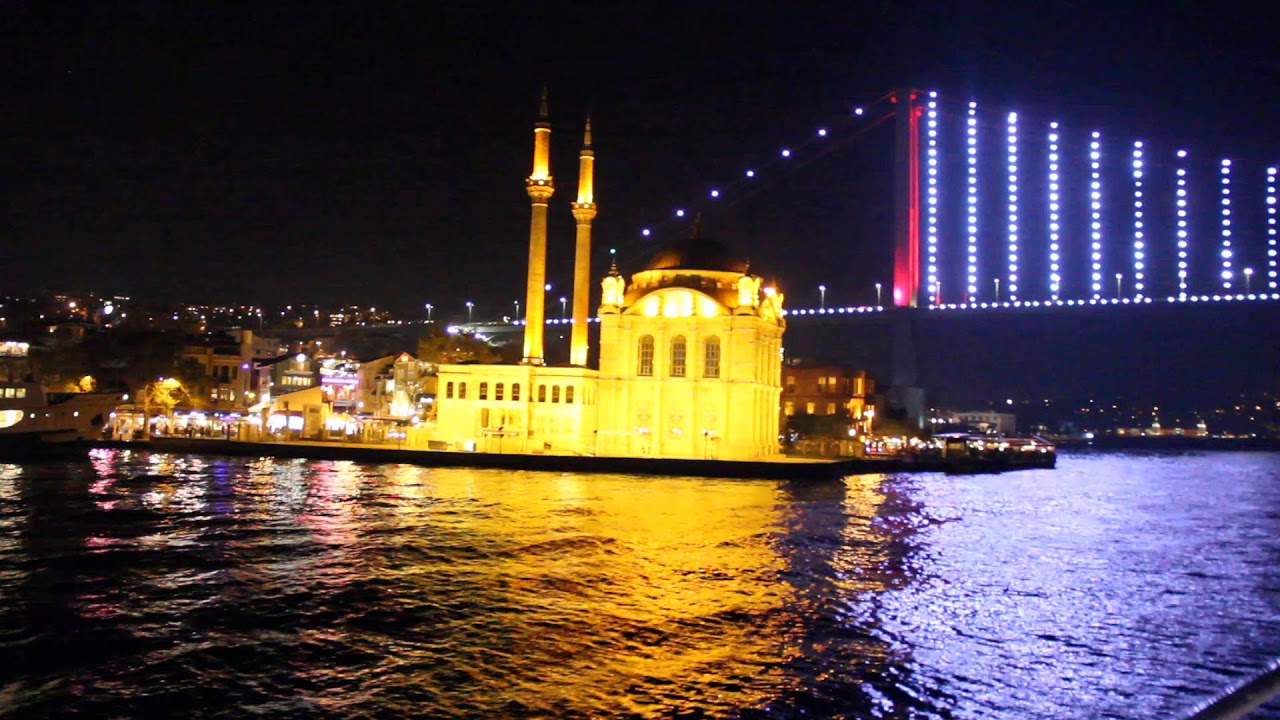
(0, 449), (1277, 718)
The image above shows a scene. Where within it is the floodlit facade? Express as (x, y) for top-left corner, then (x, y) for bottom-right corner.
(433, 93), (786, 460)
(595, 234), (785, 459)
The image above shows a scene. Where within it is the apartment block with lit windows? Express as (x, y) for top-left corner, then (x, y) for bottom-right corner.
(780, 364), (874, 425)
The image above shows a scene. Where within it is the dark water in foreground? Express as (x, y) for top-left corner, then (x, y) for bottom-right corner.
(1, 450), (1278, 719)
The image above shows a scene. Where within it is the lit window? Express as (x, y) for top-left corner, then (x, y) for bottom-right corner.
(459, 382), (467, 400)
(552, 385), (560, 403)
(806, 402), (816, 414)
(565, 386), (574, 403)
(827, 403), (837, 415)
(784, 401), (794, 417)
(479, 382), (488, 400)
(637, 335), (654, 376)
(818, 377), (827, 392)
(512, 383), (520, 401)
(670, 336), (686, 377)
(446, 382), (455, 399)
(538, 385), (546, 403)
(785, 376), (796, 393)
(495, 383), (504, 401)
(704, 336), (720, 378)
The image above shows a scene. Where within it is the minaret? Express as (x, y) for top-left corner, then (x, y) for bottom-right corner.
(522, 86), (554, 365)
(569, 115), (597, 366)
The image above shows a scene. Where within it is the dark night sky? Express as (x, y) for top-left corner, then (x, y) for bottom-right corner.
(3, 1), (1278, 404)
(4, 1), (1277, 307)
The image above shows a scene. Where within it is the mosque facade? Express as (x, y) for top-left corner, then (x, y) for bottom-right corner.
(434, 94), (785, 460)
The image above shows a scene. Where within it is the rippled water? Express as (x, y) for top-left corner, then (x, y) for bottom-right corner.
(1, 449), (1278, 718)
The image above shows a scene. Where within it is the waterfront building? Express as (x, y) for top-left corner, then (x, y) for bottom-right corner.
(180, 331), (256, 410)
(365, 352), (436, 419)
(780, 363), (875, 428)
(433, 94), (786, 459)
(944, 410), (1017, 435)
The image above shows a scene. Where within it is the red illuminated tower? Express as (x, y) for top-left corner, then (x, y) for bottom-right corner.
(891, 88), (922, 307)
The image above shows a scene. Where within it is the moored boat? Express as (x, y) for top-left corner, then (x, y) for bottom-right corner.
(0, 381), (125, 457)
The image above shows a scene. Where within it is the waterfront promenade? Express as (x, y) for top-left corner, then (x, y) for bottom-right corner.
(74, 436), (1056, 480)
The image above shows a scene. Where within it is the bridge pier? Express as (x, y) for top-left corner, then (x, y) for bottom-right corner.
(887, 308), (927, 431)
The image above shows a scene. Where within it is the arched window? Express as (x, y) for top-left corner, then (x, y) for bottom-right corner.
(538, 385), (547, 403)
(638, 335), (654, 376)
(670, 336), (686, 377)
(512, 383), (521, 401)
(565, 386), (575, 404)
(459, 382), (467, 399)
(552, 385), (560, 403)
(495, 383), (504, 401)
(479, 382), (488, 400)
(446, 381), (454, 399)
(704, 336), (721, 378)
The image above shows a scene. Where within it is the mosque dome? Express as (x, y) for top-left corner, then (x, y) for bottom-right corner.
(641, 217), (749, 274)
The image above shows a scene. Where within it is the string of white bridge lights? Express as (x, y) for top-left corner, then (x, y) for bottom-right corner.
(615, 91), (1280, 320)
(624, 93), (895, 247)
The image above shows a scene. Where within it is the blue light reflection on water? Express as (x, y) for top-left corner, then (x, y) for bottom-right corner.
(0, 449), (1276, 718)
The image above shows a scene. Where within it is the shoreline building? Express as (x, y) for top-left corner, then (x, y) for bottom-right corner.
(434, 94), (786, 459)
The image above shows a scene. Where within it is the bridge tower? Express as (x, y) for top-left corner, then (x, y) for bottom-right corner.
(891, 88), (923, 308)
(522, 86), (554, 365)
(888, 87), (926, 429)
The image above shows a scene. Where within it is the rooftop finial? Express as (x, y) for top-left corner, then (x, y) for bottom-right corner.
(539, 83), (549, 119)
(583, 114), (592, 149)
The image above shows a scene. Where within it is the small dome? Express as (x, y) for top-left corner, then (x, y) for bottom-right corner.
(642, 235), (749, 274)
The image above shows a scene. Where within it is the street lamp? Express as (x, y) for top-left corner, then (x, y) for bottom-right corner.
(994, 278), (1001, 303)
(1115, 272), (1123, 298)
(314, 309), (320, 328)
(424, 303), (433, 322)
(1244, 267), (1254, 293)
(465, 301), (474, 323)
(559, 296), (567, 320)
(875, 282), (882, 306)
(818, 284), (826, 310)
(513, 300), (520, 322)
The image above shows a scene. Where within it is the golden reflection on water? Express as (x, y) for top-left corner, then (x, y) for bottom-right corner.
(392, 470), (797, 712)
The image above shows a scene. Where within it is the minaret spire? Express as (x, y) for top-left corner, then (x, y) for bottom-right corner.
(569, 114), (598, 366)
(522, 88), (555, 365)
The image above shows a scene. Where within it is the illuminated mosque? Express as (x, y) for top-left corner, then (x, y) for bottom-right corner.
(434, 92), (786, 460)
